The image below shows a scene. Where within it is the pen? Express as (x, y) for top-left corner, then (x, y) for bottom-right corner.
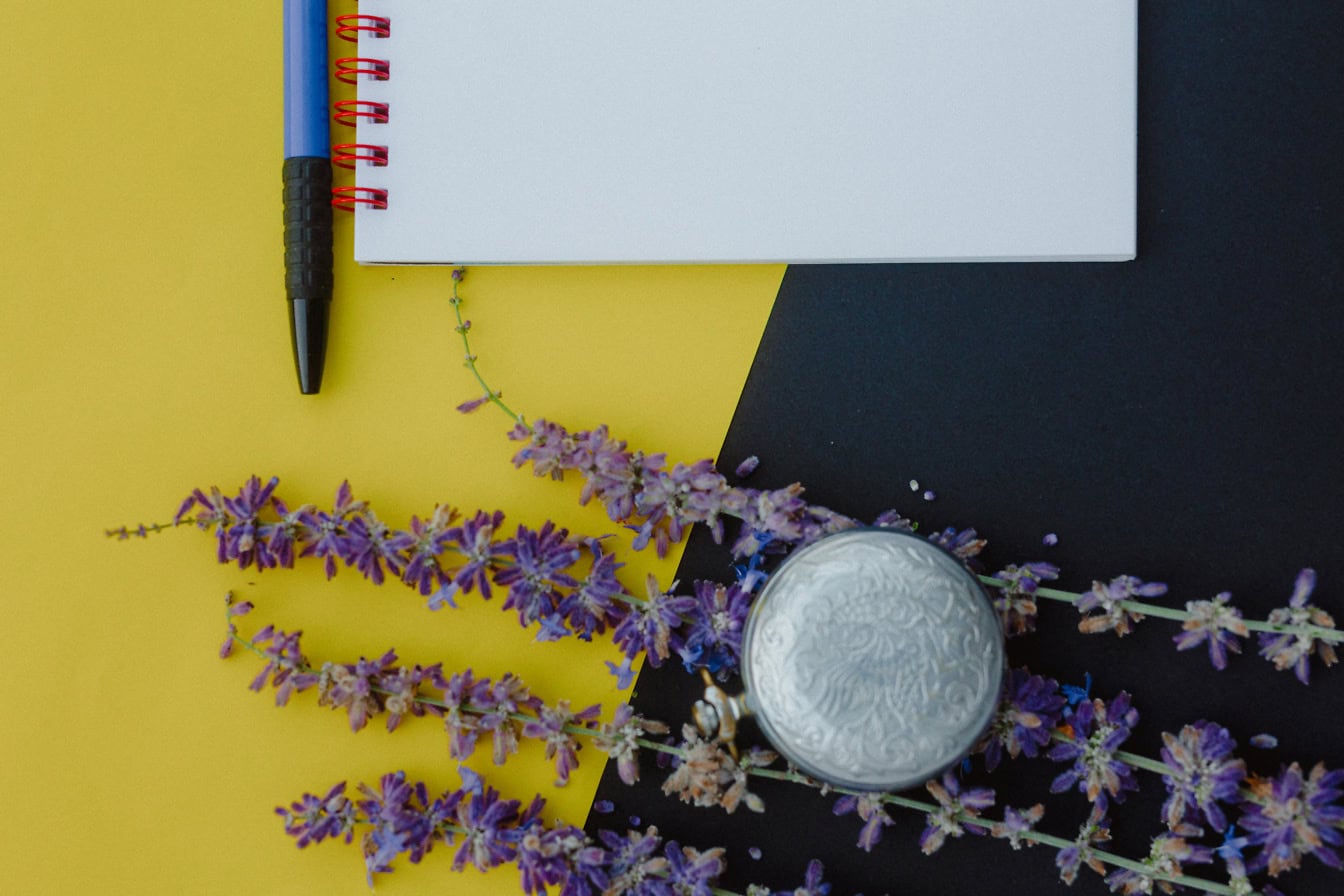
(282, 0), (333, 395)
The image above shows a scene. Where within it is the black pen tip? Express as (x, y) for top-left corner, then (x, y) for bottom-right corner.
(289, 297), (330, 395)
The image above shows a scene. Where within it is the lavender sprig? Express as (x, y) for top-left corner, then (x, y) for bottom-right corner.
(224, 604), (668, 786)
(278, 766), (834, 896)
(165, 477), (768, 678)
(230, 598), (1309, 896)
(980, 569), (1341, 681)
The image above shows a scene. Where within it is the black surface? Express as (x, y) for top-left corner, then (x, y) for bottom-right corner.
(590, 5), (1344, 896)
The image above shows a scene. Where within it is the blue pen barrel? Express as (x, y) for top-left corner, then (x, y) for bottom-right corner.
(283, 0), (333, 394)
(283, 0), (330, 159)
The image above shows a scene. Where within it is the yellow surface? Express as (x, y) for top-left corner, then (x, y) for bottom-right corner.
(1, 3), (782, 893)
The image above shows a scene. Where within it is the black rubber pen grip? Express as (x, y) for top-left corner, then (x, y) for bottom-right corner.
(283, 156), (334, 393)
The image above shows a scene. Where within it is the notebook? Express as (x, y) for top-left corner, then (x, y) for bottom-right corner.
(339, 1), (1137, 265)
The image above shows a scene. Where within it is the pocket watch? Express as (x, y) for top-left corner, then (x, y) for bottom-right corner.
(693, 528), (1005, 791)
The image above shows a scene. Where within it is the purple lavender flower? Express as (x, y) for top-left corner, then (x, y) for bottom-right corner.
(872, 508), (915, 531)
(441, 509), (507, 604)
(222, 476), (280, 568)
(637, 459), (733, 553)
(731, 485), (809, 556)
(1174, 591), (1249, 670)
(1240, 760), (1344, 876)
(1103, 827), (1213, 895)
(388, 505), (458, 596)
(437, 668), (492, 759)
(1077, 574), (1167, 636)
(477, 672), (542, 765)
(832, 792), (894, 852)
(522, 699), (600, 786)
(919, 770), (995, 854)
(782, 859), (831, 896)
(220, 593), (253, 659)
(602, 448), (669, 525)
(558, 540), (627, 640)
(298, 481), (366, 579)
(452, 785), (522, 871)
(247, 625), (318, 705)
(1158, 720), (1246, 831)
(1257, 568), (1340, 684)
(606, 656), (637, 689)
(1055, 803), (1111, 885)
(734, 455), (760, 478)
(376, 662), (438, 732)
(991, 562), (1060, 637)
(989, 803), (1045, 850)
(495, 522), (582, 627)
(1048, 691), (1140, 811)
(456, 392), (494, 414)
(612, 575), (698, 666)
(664, 841), (726, 896)
(980, 667), (1067, 771)
(315, 650), (396, 732)
(598, 826), (671, 896)
(261, 495), (312, 570)
(342, 510), (406, 585)
(515, 821), (591, 896)
(276, 781), (357, 848)
(592, 703), (670, 786)
(174, 484), (228, 530)
(354, 772), (428, 879)
(678, 580), (752, 677)
(567, 424), (634, 507)
(511, 419), (578, 481)
(927, 526), (987, 562)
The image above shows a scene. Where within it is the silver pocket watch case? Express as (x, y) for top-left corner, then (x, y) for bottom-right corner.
(697, 528), (1005, 791)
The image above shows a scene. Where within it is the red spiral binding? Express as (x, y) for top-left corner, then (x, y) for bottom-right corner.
(333, 99), (390, 127)
(334, 57), (390, 84)
(332, 143), (389, 169)
(332, 186), (389, 211)
(331, 7), (393, 211)
(335, 14), (391, 42)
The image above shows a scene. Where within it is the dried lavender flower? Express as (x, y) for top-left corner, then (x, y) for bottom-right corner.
(1239, 760), (1344, 876)
(1077, 575), (1168, 637)
(1055, 803), (1111, 885)
(980, 667), (1067, 771)
(678, 580), (752, 677)
(1257, 568), (1339, 684)
(991, 562), (1059, 637)
(1103, 826), (1213, 895)
(664, 840), (726, 896)
(662, 724), (772, 814)
(1158, 720), (1246, 832)
(593, 703), (670, 786)
(1048, 691), (1141, 811)
(521, 699), (600, 786)
(734, 456), (760, 478)
(989, 803), (1045, 850)
(613, 576), (698, 666)
(831, 792), (895, 852)
(1174, 591), (1249, 670)
(919, 770), (995, 854)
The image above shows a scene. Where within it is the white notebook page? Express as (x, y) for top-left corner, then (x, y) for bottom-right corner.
(351, 1), (1136, 264)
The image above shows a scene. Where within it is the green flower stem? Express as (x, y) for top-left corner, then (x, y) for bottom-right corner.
(233, 617), (1260, 896)
(450, 269), (524, 425)
(979, 576), (1343, 644)
(743, 767), (1242, 896)
(104, 516), (198, 538)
